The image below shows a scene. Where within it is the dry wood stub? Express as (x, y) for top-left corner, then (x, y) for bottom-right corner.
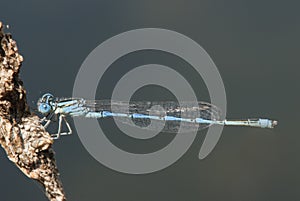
(0, 21), (66, 201)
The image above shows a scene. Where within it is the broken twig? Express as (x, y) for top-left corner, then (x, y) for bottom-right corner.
(0, 21), (66, 201)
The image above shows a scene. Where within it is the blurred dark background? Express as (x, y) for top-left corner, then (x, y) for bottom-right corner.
(0, 1), (299, 200)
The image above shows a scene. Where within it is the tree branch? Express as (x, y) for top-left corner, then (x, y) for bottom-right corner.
(0, 21), (66, 201)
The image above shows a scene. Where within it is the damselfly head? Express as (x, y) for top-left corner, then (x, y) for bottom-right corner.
(37, 93), (54, 114)
(38, 103), (52, 114)
(41, 93), (54, 102)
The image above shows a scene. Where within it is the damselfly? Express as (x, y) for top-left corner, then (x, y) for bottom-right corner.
(37, 93), (277, 139)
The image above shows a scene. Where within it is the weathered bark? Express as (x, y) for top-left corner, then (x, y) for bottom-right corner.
(0, 21), (66, 200)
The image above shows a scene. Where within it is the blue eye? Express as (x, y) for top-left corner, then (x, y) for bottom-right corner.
(38, 103), (52, 114)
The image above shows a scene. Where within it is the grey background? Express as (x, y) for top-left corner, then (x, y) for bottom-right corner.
(0, 0), (299, 201)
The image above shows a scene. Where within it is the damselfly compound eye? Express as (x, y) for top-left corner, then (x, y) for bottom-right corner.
(38, 103), (52, 114)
